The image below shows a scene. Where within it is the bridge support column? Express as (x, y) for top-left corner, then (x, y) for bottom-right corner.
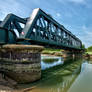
(0, 44), (44, 83)
(62, 50), (83, 60)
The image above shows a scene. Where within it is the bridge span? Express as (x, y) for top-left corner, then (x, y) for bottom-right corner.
(0, 8), (82, 50)
(0, 8), (83, 83)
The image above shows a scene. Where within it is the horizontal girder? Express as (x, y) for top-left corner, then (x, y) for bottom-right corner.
(0, 8), (82, 50)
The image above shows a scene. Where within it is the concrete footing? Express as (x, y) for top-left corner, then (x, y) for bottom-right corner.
(0, 44), (44, 83)
(62, 50), (83, 60)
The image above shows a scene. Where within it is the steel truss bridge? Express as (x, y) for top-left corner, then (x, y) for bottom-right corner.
(0, 8), (82, 50)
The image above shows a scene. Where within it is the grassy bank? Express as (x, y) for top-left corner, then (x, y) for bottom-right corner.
(41, 48), (63, 56)
(86, 51), (92, 55)
(86, 46), (92, 55)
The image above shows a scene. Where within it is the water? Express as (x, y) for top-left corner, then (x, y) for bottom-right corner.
(41, 55), (64, 70)
(68, 61), (92, 92)
(20, 56), (92, 92)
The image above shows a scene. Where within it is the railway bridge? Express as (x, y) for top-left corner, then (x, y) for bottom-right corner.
(0, 8), (82, 50)
(0, 8), (83, 83)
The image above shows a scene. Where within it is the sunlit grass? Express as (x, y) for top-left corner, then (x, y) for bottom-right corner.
(86, 52), (92, 55)
(41, 48), (63, 56)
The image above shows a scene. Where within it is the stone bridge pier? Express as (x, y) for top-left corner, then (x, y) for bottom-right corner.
(0, 44), (44, 83)
(62, 50), (83, 60)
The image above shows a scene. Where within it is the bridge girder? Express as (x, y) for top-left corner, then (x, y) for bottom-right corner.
(0, 8), (82, 50)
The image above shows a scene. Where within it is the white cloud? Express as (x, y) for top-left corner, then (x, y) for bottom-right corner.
(69, 0), (85, 3)
(62, 24), (92, 48)
(82, 25), (87, 30)
(79, 25), (92, 47)
(0, 0), (41, 20)
(57, 0), (86, 4)
(56, 13), (61, 17)
(0, 0), (28, 20)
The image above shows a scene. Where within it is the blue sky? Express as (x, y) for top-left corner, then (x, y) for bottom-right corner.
(0, 0), (92, 47)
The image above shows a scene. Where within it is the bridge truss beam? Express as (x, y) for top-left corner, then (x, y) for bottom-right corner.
(0, 8), (82, 50)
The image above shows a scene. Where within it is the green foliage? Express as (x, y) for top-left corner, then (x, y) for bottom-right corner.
(86, 52), (92, 55)
(43, 48), (61, 51)
(41, 48), (62, 56)
(87, 46), (92, 52)
(82, 44), (85, 49)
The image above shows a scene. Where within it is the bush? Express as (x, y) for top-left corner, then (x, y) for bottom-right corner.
(87, 46), (92, 52)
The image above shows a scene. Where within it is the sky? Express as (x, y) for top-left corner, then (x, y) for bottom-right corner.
(0, 0), (92, 47)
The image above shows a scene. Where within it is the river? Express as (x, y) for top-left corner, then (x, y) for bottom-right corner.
(19, 55), (92, 92)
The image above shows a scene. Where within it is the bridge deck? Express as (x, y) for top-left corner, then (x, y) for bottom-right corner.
(0, 8), (82, 50)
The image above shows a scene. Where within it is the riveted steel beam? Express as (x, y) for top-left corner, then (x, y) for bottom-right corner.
(0, 8), (82, 50)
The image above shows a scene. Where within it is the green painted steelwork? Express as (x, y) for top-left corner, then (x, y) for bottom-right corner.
(0, 8), (82, 50)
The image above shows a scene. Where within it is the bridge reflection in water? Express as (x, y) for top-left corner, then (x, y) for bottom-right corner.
(41, 55), (64, 70)
(68, 62), (92, 92)
(17, 56), (92, 92)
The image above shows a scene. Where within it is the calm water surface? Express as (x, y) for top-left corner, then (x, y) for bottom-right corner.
(41, 55), (64, 70)
(22, 55), (92, 92)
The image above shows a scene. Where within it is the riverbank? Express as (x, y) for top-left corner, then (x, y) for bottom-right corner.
(41, 48), (63, 56)
(0, 73), (19, 92)
(86, 51), (92, 55)
(0, 73), (33, 92)
(83, 52), (92, 59)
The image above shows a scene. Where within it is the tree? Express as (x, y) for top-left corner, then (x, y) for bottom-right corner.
(82, 44), (85, 49)
(87, 46), (92, 52)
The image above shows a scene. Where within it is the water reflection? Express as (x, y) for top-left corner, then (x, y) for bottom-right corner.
(41, 55), (64, 70)
(25, 56), (83, 92)
(18, 56), (92, 92)
(68, 61), (92, 92)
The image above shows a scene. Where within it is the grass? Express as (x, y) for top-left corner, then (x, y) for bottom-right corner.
(41, 48), (63, 56)
(86, 51), (92, 55)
